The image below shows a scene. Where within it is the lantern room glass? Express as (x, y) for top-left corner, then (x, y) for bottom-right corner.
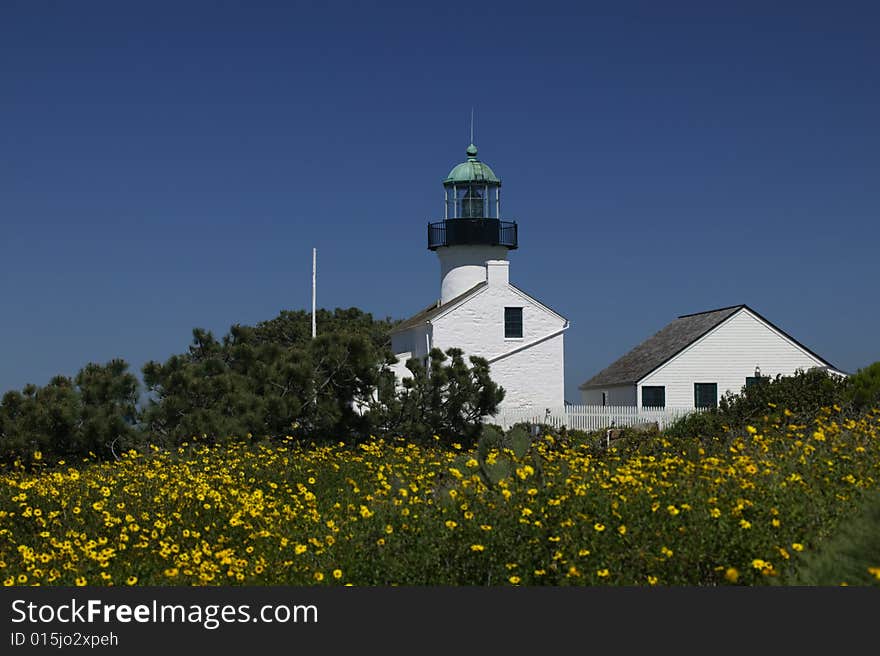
(445, 183), (501, 219)
(460, 185), (484, 218)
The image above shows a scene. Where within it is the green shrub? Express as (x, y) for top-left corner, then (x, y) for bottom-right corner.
(717, 367), (848, 428)
(663, 408), (727, 439)
(845, 361), (880, 414)
(664, 368), (851, 441)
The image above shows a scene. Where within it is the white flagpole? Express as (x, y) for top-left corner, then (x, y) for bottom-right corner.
(311, 248), (317, 339)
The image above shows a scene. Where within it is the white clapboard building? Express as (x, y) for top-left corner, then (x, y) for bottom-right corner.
(579, 304), (847, 409)
(390, 143), (568, 412)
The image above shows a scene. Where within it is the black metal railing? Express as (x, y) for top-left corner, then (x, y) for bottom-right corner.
(427, 218), (518, 250)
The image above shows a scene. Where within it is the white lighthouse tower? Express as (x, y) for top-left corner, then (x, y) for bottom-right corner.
(391, 143), (568, 413)
(431, 143), (517, 303)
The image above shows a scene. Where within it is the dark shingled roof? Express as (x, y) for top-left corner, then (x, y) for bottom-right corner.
(579, 305), (745, 389)
(391, 282), (487, 334)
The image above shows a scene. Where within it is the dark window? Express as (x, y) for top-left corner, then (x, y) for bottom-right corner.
(642, 386), (666, 408)
(504, 307), (523, 338)
(601, 392), (607, 407)
(745, 376), (760, 388)
(694, 383), (718, 409)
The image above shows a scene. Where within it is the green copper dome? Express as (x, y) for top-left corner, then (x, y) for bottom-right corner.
(443, 144), (501, 185)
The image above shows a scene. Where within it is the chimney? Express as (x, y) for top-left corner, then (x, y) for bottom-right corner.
(486, 260), (509, 287)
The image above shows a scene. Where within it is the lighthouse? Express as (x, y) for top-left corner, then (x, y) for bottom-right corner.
(391, 143), (568, 413)
(429, 143), (518, 304)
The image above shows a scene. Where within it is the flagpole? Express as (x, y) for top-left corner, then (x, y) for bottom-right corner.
(311, 247), (316, 339)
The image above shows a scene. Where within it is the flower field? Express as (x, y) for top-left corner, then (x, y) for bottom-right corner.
(1, 407), (879, 586)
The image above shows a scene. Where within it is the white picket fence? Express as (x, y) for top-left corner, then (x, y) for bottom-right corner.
(489, 405), (697, 432)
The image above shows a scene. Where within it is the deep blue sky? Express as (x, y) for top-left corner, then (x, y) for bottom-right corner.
(2, 1), (878, 403)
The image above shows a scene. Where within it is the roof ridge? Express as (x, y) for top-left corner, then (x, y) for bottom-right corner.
(677, 304), (746, 319)
(390, 282), (487, 334)
(580, 304), (840, 389)
(579, 306), (745, 389)
(507, 282), (568, 322)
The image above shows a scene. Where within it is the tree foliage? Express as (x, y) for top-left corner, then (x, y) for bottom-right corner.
(844, 361), (880, 413)
(141, 308), (398, 445)
(0, 360), (140, 465)
(1, 307), (511, 462)
(370, 347), (504, 447)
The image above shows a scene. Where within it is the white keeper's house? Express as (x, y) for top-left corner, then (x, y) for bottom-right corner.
(390, 143), (568, 412)
(579, 304), (847, 409)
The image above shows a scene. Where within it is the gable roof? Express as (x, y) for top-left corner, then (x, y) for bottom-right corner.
(579, 304), (840, 389)
(391, 282), (487, 334)
(508, 283), (568, 323)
